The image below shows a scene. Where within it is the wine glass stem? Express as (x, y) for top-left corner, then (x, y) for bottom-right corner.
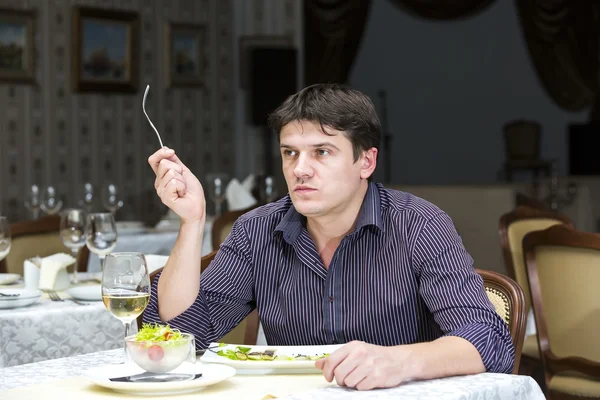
(124, 321), (131, 338)
(71, 249), (79, 284)
(123, 321), (131, 362)
(99, 255), (105, 271)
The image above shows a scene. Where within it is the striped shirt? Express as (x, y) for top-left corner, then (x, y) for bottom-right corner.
(143, 182), (515, 373)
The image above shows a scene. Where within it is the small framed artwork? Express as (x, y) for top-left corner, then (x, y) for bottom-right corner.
(0, 9), (35, 83)
(165, 23), (205, 88)
(238, 35), (293, 89)
(72, 7), (139, 93)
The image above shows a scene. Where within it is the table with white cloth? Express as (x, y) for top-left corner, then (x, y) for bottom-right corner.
(87, 219), (213, 272)
(0, 292), (124, 368)
(0, 348), (545, 399)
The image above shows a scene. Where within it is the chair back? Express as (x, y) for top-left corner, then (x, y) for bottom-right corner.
(139, 250), (259, 345)
(211, 206), (255, 250)
(524, 225), (600, 381)
(504, 120), (541, 161)
(499, 206), (573, 311)
(476, 269), (526, 374)
(0, 215), (89, 275)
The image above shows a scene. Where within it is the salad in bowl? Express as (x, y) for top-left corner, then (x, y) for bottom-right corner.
(126, 324), (195, 374)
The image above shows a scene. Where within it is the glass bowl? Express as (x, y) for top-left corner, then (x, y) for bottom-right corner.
(125, 333), (195, 373)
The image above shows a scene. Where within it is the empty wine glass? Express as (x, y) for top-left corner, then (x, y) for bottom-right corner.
(206, 173), (228, 217)
(264, 176), (278, 203)
(0, 217), (11, 262)
(40, 186), (63, 215)
(78, 183), (94, 213)
(102, 252), (150, 347)
(85, 212), (118, 269)
(60, 209), (86, 284)
(102, 183), (124, 215)
(24, 184), (41, 220)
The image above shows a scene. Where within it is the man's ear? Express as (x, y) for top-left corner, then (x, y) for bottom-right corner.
(360, 148), (378, 179)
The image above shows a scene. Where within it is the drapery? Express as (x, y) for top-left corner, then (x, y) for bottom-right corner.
(388, 0), (497, 20)
(515, 1), (600, 117)
(304, 0), (600, 117)
(304, 0), (373, 85)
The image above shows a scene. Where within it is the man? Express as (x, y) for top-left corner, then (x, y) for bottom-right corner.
(144, 83), (514, 390)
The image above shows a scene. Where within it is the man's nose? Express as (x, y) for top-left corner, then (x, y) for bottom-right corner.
(294, 154), (314, 179)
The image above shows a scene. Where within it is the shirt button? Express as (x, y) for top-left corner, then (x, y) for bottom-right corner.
(328, 296), (334, 302)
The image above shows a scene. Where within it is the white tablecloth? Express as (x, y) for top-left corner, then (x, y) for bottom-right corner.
(0, 296), (124, 368)
(87, 220), (213, 272)
(0, 349), (545, 399)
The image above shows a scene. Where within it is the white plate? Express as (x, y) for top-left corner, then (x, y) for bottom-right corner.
(66, 285), (102, 301)
(200, 343), (343, 373)
(0, 273), (21, 285)
(0, 288), (42, 309)
(84, 362), (235, 396)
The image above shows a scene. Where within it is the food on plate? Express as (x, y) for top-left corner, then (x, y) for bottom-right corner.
(215, 344), (330, 361)
(125, 323), (193, 373)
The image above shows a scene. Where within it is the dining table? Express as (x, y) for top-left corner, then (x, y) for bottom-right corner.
(86, 218), (214, 272)
(0, 274), (125, 368)
(0, 347), (546, 399)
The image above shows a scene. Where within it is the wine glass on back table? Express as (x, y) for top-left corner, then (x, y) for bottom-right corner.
(85, 213), (117, 270)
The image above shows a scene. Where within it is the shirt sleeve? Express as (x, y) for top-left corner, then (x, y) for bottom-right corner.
(142, 221), (255, 350)
(411, 212), (515, 373)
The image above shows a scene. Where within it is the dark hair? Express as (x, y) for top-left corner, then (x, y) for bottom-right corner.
(267, 83), (381, 162)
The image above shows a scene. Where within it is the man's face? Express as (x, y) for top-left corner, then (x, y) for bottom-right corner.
(280, 120), (375, 218)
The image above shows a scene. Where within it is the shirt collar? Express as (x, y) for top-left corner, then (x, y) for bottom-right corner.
(275, 182), (384, 244)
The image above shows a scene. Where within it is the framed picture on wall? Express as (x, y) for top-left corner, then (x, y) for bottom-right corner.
(165, 23), (205, 88)
(0, 9), (35, 83)
(238, 35), (293, 89)
(72, 7), (139, 93)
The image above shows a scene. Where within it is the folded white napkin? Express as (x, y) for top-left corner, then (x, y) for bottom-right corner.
(242, 174), (256, 192)
(37, 253), (76, 291)
(226, 178), (257, 211)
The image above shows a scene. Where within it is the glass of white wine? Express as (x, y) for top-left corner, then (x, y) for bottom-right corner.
(60, 209), (86, 284)
(101, 252), (151, 341)
(85, 212), (117, 270)
(0, 217), (11, 262)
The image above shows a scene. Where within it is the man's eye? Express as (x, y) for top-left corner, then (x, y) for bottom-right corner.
(284, 150), (296, 157)
(317, 149), (330, 156)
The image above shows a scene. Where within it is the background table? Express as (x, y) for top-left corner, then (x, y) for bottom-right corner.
(0, 291), (124, 367)
(0, 349), (545, 400)
(87, 220), (213, 272)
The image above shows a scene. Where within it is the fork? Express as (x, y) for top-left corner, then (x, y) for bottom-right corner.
(46, 290), (64, 302)
(142, 85), (164, 148)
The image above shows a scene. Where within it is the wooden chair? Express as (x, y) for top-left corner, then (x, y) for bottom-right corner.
(211, 206), (256, 250)
(476, 268), (527, 374)
(499, 206), (573, 376)
(524, 225), (600, 399)
(515, 192), (551, 211)
(138, 250), (260, 346)
(503, 120), (552, 182)
(0, 215), (89, 275)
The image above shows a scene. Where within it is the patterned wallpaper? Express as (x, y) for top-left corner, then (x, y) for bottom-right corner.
(0, 0), (302, 222)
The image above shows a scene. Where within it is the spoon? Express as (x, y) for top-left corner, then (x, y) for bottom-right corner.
(142, 85), (164, 148)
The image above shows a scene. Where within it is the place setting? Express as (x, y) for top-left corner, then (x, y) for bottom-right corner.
(80, 251), (236, 396)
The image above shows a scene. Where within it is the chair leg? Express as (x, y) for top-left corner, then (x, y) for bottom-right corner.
(519, 355), (546, 393)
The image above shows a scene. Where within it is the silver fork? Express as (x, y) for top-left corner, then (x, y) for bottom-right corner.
(142, 85), (164, 148)
(46, 290), (63, 302)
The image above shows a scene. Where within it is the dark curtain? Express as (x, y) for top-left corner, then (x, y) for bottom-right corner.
(304, 0), (373, 85)
(515, 1), (600, 118)
(388, 0), (497, 20)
